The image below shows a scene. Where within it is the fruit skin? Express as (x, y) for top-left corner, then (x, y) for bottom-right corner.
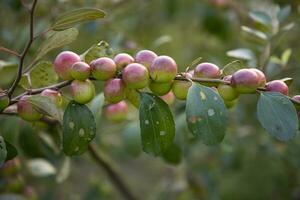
(292, 95), (300, 110)
(105, 101), (128, 122)
(218, 84), (238, 101)
(266, 80), (289, 95)
(114, 53), (134, 69)
(70, 61), (91, 81)
(231, 69), (260, 94)
(135, 50), (157, 68)
(149, 81), (173, 95)
(17, 95), (42, 121)
(90, 57), (117, 81)
(172, 80), (192, 100)
(0, 94), (9, 111)
(160, 91), (175, 105)
(150, 55), (177, 83)
(250, 68), (266, 87)
(70, 79), (95, 104)
(224, 99), (238, 109)
(41, 89), (63, 106)
(194, 62), (221, 78)
(122, 63), (149, 89)
(54, 51), (81, 80)
(104, 78), (125, 103)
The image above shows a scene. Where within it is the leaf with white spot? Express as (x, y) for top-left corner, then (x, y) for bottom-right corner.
(257, 92), (298, 141)
(63, 101), (96, 156)
(186, 83), (229, 145)
(139, 92), (175, 156)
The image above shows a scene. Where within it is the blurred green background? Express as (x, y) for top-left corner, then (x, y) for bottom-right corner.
(1, 0), (300, 199)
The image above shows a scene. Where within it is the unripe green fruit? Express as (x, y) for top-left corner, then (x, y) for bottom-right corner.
(150, 55), (177, 83)
(105, 101), (128, 122)
(250, 68), (266, 87)
(17, 95), (42, 121)
(114, 53), (134, 69)
(122, 63), (149, 89)
(54, 51), (81, 80)
(266, 80), (289, 95)
(135, 50), (157, 68)
(160, 91), (175, 105)
(231, 69), (260, 94)
(217, 84), (238, 101)
(172, 80), (192, 100)
(0, 94), (9, 111)
(90, 57), (117, 81)
(224, 99), (237, 109)
(70, 79), (95, 104)
(41, 89), (63, 106)
(70, 61), (91, 81)
(104, 78), (125, 103)
(149, 81), (173, 95)
(194, 62), (221, 78)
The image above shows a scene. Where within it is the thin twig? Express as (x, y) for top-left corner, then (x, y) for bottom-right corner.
(88, 143), (139, 200)
(7, 0), (38, 98)
(0, 47), (21, 57)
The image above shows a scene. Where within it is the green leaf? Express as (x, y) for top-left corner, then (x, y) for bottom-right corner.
(27, 95), (64, 123)
(63, 101), (96, 156)
(257, 92), (298, 141)
(281, 77), (293, 86)
(81, 41), (113, 64)
(162, 143), (182, 165)
(0, 136), (7, 166)
(90, 93), (105, 127)
(122, 122), (142, 157)
(277, 5), (291, 22)
(281, 48), (292, 65)
(222, 60), (245, 76)
(186, 83), (229, 145)
(249, 11), (272, 27)
(139, 92), (175, 156)
(226, 48), (255, 61)
(241, 26), (268, 44)
(51, 8), (106, 31)
(0, 61), (18, 87)
(189, 56), (202, 69)
(34, 28), (78, 62)
(27, 159), (56, 177)
(270, 56), (282, 65)
(5, 140), (18, 161)
(20, 61), (58, 89)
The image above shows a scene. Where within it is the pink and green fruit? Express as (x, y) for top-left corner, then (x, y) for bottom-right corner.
(105, 101), (128, 122)
(54, 51), (81, 80)
(90, 57), (117, 81)
(0, 94), (9, 111)
(150, 55), (177, 83)
(104, 78), (125, 103)
(250, 68), (266, 87)
(70, 79), (95, 104)
(17, 95), (42, 122)
(194, 62), (221, 78)
(172, 80), (192, 100)
(160, 91), (175, 105)
(135, 50), (157, 68)
(41, 89), (63, 106)
(114, 53), (134, 69)
(70, 61), (91, 81)
(231, 69), (261, 94)
(149, 81), (173, 95)
(122, 63), (149, 89)
(266, 80), (289, 95)
(292, 95), (300, 110)
(217, 84), (238, 101)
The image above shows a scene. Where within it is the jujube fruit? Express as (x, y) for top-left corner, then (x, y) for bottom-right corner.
(231, 69), (261, 94)
(266, 80), (289, 95)
(122, 63), (149, 89)
(160, 91), (175, 105)
(54, 51), (81, 80)
(150, 55), (177, 83)
(17, 95), (42, 121)
(194, 62), (221, 78)
(149, 81), (173, 95)
(40, 89), (63, 106)
(114, 53), (134, 69)
(104, 78), (125, 103)
(135, 50), (157, 68)
(70, 61), (91, 81)
(105, 101), (128, 122)
(172, 80), (192, 100)
(90, 57), (117, 81)
(70, 79), (95, 104)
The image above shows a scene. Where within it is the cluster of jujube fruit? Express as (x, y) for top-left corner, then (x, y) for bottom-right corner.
(16, 48), (298, 123)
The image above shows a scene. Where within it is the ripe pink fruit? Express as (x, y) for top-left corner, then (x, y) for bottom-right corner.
(231, 69), (261, 93)
(41, 89), (63, 106)
(150, 56), (177, 83)
(70, 61), (91, 81)
(149, 81), (173, 95)
(122, 63), (149, 89)
(194, 62), (221, 78)
(160, 91), (175, 105)
(17, 95), (42, 121)
(292, 95), (300, 102)
(135, 50), (157, 68)
(70, 79), (95, 104)
(54, 51), (81, 80)
(266, 80), (289, 95)
(105, 101), (128, 122)
(90, 57), (117, 81)
(250, 68), (266, 87)
(104, 78), (125, 103)
(172, 80), (192, 100)
(114, 53), (134, 69)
